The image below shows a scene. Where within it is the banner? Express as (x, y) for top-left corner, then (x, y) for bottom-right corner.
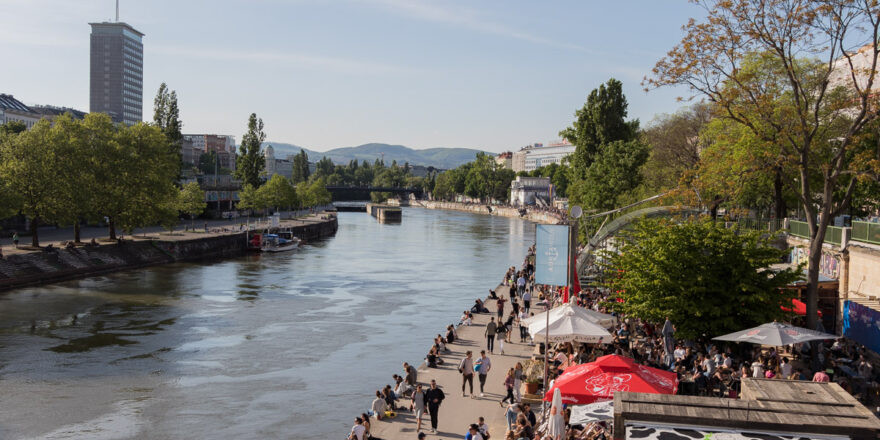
(843, 300), (880, 354)
(535, 224), (569, 286)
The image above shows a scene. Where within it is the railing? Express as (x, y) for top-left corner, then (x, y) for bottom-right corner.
(852, 221), (880, 245)
(788, 220), (843, 246)
(730, 218), (785, 232)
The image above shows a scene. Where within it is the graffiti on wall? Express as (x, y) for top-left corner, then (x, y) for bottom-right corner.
(790, 247), (840, 279)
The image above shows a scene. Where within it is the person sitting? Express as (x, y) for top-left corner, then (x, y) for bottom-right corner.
(370, 390), (386, 420)
(446, 325), (456, 344)
(488, 289), (498, 299)
(460, 311), (472, 326)
(426, 347), (439, 368)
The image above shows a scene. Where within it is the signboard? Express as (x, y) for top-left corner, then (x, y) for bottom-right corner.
(535, 224), (569, 286)
(843, 300), (880, 355)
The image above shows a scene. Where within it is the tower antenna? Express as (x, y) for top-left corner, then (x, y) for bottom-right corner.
(115, 0), (119, 22)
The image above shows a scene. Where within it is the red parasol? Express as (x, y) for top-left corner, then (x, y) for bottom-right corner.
(543, 354), (678, 405)
(781, 298), (822, 317)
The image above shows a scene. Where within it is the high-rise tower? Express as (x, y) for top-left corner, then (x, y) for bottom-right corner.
(89, 19), (144, 125)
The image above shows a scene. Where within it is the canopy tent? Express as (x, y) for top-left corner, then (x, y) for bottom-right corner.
(569, 400), (614, 425)
(526, 304), (613, 344)
(522, 303), (617, 329)
(713, 321), (836, 346)
(544, 354), (678, 405)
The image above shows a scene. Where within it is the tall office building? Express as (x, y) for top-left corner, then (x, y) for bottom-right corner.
(89, 21), (144, 125)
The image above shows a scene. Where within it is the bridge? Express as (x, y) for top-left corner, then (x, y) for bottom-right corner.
(325, 186), (423, 201)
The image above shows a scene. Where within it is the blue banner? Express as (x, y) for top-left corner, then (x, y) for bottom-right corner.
(843, 300), (880, 354)
(535, 224), (569, 286)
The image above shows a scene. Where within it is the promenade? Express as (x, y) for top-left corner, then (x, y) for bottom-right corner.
(370, 284), (536, 440)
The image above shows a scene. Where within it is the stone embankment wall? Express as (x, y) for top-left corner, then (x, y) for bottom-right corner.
(414, 200), (563, 224)
(0, 216), (338, 292)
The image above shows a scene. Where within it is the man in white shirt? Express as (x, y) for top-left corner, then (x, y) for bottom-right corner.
(673, 345), (686, 361)
(780, 357), (793, 378)
(349, 417), (366, 440)
(371, 390), (387, 419)
(751, 361), (764, 378)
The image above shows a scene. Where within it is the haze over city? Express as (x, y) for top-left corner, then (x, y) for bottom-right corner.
(0, 0), (697, 152)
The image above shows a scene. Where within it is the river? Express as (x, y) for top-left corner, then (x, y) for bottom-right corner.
(0, 208), (536, 440)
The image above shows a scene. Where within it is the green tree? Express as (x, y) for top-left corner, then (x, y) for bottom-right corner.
(153, 83), (183, 179)
(198, 150), (219, 175)
(179, 181), (206, 230)
(258, 174), (297, 212)
(603, 217), (802, 340)
(0, 120), (60, 246)
(291, 149), (310, 184)
(238, 183), (267, 217)
(647, 0), (880, 331)
(0, 120), (27, 136)
(235, 113), (266, 188)
(51, 114), (94, 243)
(641, 103), (710, 193)
(307, 177), (332, 207)
(574, 139), (649, 211)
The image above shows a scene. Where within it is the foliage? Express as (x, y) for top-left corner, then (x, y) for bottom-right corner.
(298, 177), (333, 207)
(431, 153), (514, 203)
(602, 217), (802, 340)
(179, 181), (206, 220)
(0, 120), (27, 136)
(641, 103), (710, 192)
(235, 113), (266, 188)
(198, 150), (219, 175)
(291, 149), (310, 184)
(258, 174), (297, 210)
(646, 0), (880, 328)
(237, 184), (267, 213)
(153, 83), (183, 175)
(561, 79), (648, 214)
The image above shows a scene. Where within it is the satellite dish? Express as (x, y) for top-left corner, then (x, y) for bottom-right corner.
(571, 206), (583, 219)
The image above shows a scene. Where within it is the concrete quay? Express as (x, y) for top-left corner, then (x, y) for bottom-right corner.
(370, 284), (536, 440)
(0, 212), (337, 292)
(412, 200), (564, 225)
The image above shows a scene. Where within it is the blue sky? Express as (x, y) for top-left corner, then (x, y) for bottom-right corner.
(0, 0), (702, 153)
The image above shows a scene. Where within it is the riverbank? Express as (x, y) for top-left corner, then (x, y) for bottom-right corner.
(369, 284), (536, 440)
(412, 200), (564, 224)
(0, 212), (338, 292)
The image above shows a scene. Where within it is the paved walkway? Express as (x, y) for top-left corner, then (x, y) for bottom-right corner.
(370, 285), (537, 440)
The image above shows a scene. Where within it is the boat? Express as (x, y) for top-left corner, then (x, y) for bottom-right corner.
(249, 233), (301, 252)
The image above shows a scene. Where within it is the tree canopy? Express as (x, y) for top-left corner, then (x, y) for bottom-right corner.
(235, 113), (266, 188)
(603, 217), (802, 340)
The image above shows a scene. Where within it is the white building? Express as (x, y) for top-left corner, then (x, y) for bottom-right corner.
(511, 141), (575, 172)
(263, 145), (293, 180)
(0, 94), (40, 129)
(510, 176), (552, 206)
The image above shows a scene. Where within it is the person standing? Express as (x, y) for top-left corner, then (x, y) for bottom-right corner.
(485, 317), (497, 353)
(496, 320), (508, 355)
(12, 232), (18, 249)
(522, 290), (531, 314)
(424, 379), (445, 434)
(496, 295), (506, 320)
(500, 368), (516, 406)
(475, 350), (492, 397)
(513, 362), (524, 402)
(518, 310), (530, 343)
(411, 384), (426, 432)
(459, 351), (475, 397)
(517, 274), (526, 297)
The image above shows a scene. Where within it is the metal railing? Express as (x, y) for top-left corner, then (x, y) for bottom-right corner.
(852, 221), (880, 245)
(730, 218), (786, 232)
(788, 220), (843, 246)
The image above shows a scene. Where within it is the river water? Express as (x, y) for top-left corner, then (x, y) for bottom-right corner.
(0, 208), (535, 440)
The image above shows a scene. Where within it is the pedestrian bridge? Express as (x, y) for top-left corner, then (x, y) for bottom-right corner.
(325, 186), (423, 201)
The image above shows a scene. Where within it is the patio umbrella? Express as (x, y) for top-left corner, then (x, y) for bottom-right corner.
(523, 303), (616, 329)
(661, 318), (675, 357)
(543, 354), (678, 404)
(713, 321), (836, 346)
(527, 305), (613, 344)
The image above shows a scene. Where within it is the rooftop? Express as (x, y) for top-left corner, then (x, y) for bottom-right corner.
(0, 94), (35, 113)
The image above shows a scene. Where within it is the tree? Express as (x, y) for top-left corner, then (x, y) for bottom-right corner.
(307, 177), (332, 207)
(238, 184), (267, 217)
(153, 83), (183, 179)
(561, 79), (647, 215)
(603, 217), (802, 340)
(641, 103), (711, 192)
(198, 150), (219, 175)
(179, 181), (206, 230)
(0, 120), (60, 246)
(291, 149), (310, 184)
(258, 174), (297, 212)
(235, 113), (266, 188)
(647, 0), (880, 332)
(51, 114), (94, 243)
(0, 120), (27, 136)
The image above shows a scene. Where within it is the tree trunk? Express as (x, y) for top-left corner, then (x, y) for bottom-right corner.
(30, 216), (39, 247)
(74, 222), (81, 243)
(773, 167), (787, 220)
(806, 215), (829, 371)
(108, 218), (117, 241)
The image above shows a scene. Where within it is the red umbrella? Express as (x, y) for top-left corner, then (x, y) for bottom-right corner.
(781, 299), (822, 317)
(543, 354), (678, 404)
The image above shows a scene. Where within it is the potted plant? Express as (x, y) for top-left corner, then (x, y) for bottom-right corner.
(522, 359), (544, 395)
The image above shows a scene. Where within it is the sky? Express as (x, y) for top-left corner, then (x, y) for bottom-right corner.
(0, 0), (703, 153)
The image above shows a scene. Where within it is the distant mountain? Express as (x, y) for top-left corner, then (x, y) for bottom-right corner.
(261, 142), (490, 169)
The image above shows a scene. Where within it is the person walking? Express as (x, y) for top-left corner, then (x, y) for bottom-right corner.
(513, 362), (524, 402)
(500, 368), (516, 406)
(475, 350), (492, 397)
(522, 290), (531, 314)
(459, 351), (475, 397)
(411, 384), (426, 432)
(518, 310), (529, 343)
(495, 295), (506, 320)
(12, 232), (19, 249)
(517, 274), (526, 297)
(424, 379), (445, 434)
(485, 317), (497, 353)
(496, 320), (508, 355)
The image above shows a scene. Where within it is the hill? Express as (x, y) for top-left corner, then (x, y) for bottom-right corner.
(261, 142), (489, 169)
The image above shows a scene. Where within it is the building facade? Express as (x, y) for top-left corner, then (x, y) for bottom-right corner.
(31, 105), (87, 122)
(510, 176), (552, 206)
(495, 151), (513, 169)
(183, 134), (236, 171)
(89, 22), (144, 125)
(512, 141), (576, 172)
(0, 94), (39, 129)
(263, 145), (293, 180)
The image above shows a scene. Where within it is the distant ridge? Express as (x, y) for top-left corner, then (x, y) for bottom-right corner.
(261, 142), (490, 169)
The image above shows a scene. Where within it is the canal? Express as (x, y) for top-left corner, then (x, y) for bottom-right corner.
(0, 208), (536, 439)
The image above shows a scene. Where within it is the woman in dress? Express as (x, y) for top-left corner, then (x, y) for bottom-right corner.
(411, 384), (426, 432)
